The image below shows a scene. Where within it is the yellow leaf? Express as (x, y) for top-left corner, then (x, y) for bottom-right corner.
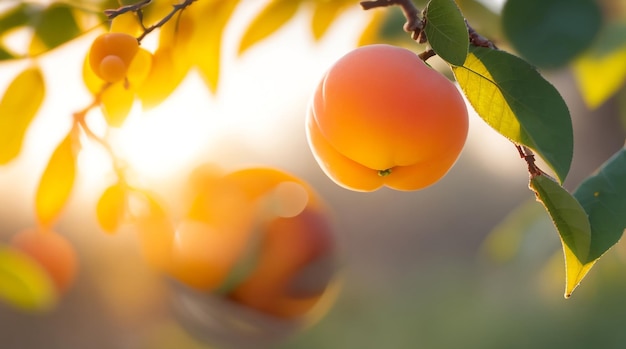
(311, 0), (349, 40)
(35, 132), (78, 227)
(0, 245), (57, 312)
(126, 48), (153, 89)
(0, 67), (45, 164)
(82, 52), (105, 95)
(529, 175), (594, 298)
(238, 0), (301, 55)
(96, 183), (127, 234)
(137, 47), (188, 109)
(101, 81), (135, 127)
(357, 10), (386, 46)
(110, 11), (143, 36)
(561, 243), (596, 298)
(190, 0), (240, 93)
(453, 52), (523, 142)
(572, 45), (626, 109)
(159, 7), (195, 72)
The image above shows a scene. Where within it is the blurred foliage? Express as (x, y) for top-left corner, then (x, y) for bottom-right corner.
(502, 0), (603, 69)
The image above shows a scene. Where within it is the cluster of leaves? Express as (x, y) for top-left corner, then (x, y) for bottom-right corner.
(357, 0), (626, 297)
(496, 0), (626, 296)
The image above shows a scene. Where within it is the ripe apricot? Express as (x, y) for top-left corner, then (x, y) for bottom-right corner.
(307, 44), (469, 191)
(171, 166), (336, 319)
(10, 228), (78, 294)
(88, 32), (139, 83)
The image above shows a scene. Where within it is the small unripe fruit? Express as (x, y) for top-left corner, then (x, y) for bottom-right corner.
(89, 33), (139, 83)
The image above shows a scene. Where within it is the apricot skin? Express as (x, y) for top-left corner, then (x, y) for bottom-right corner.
(307, 44), (469, 191)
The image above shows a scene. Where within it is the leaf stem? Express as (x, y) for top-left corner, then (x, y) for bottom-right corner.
(418, 49), (436, 61)
(516, 145), (543, 178)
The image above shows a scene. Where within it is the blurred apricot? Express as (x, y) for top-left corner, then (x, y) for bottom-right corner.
(307, 44), (469, 191)
(170, 166), (337, 319)
(11, 229), (78, 294)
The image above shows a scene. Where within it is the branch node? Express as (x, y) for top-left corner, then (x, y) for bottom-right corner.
(466, 20), (497, 49)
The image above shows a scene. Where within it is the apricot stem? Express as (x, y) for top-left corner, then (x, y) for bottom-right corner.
(378, 168), (393, 177)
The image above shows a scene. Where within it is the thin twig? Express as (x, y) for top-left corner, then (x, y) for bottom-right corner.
(466, 20), (497, 49)
(103, 0), (196, 43)
(104, 0), (152, 19)
(360, 0), (424, 41)
(136, 0), (196, 43)
(72, 86), (127, 182)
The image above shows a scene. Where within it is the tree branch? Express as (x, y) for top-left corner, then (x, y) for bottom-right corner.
(360, 0), (425, 41)
(103, 0), (197, 43)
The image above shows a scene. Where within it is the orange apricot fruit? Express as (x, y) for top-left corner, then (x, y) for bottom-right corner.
(10, 228), (78, 294)
(88, 33), (139, 83)
(307, 44), (469, 191)
(171, 166), (337, 319)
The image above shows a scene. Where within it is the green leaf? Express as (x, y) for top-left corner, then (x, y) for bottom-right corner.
(574, 147), (626, 261)
(0, 46), (16, 61)
(238, 0), (301, 55)
(502, 0), (602, 69)
(29, 4), (81, 56)
(0, 3), (35, 34)
(0, 246), (56, 312)
(0, 67), (46, 164)
(452, 46), (573, 183)
(423, 0), (469, 66)
(529, 174), (593, 298)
